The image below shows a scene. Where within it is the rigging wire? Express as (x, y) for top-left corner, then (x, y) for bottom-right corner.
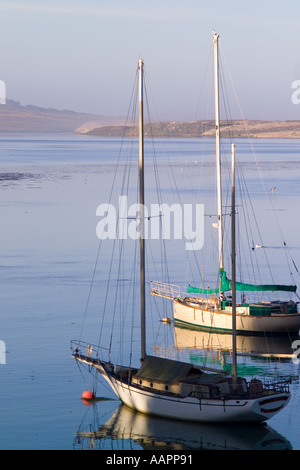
(218, 43), (298, 347)
(142, 66), (178, 353)
(106, 72), (140, 363)
(219, 42), (299, 291)
(76, 45), (299, 380)
(78, 66), (140, 352)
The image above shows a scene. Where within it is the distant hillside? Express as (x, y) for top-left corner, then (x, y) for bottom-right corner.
(1, 101), (300, 138)
(86, 120), (300, 139)
(0, 99), (123, 132)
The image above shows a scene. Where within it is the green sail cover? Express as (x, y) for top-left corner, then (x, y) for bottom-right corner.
(187, 285), (220, 294)
(187, 269), (297, 294)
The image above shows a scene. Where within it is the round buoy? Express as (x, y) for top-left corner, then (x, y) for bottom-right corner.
(162, 317), (171, 324)
(82, 390), (94, 400)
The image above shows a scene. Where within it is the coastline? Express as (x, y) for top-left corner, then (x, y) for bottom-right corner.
(84, 120), (300, 139)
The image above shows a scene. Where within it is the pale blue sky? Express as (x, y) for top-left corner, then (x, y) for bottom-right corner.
(0, 0), (300, 120)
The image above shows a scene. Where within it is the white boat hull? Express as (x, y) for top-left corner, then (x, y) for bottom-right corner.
(173, 298), (300, 334)
(97, 365), (290, 423)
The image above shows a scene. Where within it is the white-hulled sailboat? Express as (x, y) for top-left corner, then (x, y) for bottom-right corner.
(152, 32), (300, 335)
(71, 42), (291, 422)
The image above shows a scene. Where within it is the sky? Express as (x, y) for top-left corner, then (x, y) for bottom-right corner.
(1, 0), (300, 121)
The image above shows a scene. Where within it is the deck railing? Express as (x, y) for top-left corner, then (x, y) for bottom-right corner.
(70, 339), (109, 362)
(150, 281), (181, 300)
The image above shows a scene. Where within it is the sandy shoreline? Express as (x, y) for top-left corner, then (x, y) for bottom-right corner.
(85, 120), (300, 139)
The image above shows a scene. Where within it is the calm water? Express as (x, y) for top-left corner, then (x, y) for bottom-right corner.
(1, 133), (300, 450)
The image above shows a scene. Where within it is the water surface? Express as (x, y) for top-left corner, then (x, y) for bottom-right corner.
(0, 133), (300, 450)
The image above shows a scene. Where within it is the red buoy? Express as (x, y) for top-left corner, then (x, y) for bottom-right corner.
(82, 390), (94, 400)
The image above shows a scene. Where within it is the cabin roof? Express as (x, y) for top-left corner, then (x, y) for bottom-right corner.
(135, 355), (201, 384)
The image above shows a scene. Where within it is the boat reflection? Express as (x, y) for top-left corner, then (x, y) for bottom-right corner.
(173, 326), (297, 361)
(152, 325), (298, 378)
(75, 402), (292, 450)
(172, 326), (298, 374)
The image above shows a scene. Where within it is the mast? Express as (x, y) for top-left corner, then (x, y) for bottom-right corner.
(231, 143), (237, 382)
(138, 59), (146, 361)
(213, 32), (224, 273)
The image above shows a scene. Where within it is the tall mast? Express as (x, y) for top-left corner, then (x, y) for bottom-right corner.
(138, 59), (146, 361)
(231, 143), (237, 382)
(213, 32), (224, 272)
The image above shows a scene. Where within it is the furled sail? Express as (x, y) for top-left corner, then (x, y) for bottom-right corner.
(187, 269), (297, 294)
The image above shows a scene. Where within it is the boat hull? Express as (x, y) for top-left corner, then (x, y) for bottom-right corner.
(96, 364), (290, 423)
(173, 298), (300, 334)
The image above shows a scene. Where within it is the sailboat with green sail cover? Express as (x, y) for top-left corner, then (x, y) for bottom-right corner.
(152, 33), (300, 334)
(171, 273), (300, 334)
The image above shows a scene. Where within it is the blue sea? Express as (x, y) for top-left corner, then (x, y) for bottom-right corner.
(1, 133), (300, 451)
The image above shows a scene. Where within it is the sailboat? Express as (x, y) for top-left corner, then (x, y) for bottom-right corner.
(71, 38), (292, 422)
(152, 32), (300, 334)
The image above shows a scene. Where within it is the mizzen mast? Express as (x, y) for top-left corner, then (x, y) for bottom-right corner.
(138, 59), (146, 361)
(231, 143), (237, 382)
(213, 32), (224, 273)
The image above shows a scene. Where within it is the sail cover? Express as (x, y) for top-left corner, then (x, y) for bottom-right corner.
(187, 269), (297, 294)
